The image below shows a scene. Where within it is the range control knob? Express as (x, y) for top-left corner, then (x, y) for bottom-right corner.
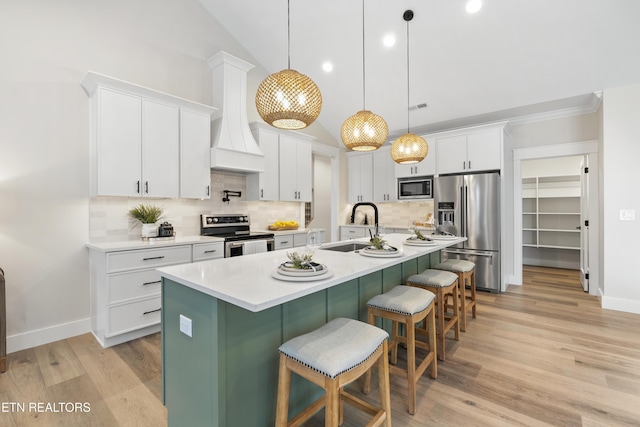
(212, 217), (219, 223)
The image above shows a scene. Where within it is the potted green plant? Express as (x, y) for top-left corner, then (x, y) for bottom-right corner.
(128, 204), (163, 239)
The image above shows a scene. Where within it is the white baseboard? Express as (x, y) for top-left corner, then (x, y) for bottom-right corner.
(601, 295), (640, 315)
(7, 318), (91, 354)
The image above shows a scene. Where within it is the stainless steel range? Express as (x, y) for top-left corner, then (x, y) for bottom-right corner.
(200, 214), (275, 257)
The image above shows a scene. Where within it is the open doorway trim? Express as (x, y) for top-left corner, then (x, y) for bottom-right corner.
(311, 143), (340, 242)
(512, 140), (599, 295)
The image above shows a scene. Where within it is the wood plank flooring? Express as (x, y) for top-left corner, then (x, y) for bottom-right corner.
(1, 266), (639, 426)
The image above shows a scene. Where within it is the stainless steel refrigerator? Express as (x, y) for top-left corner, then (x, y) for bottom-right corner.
(434, 172), (501, 292)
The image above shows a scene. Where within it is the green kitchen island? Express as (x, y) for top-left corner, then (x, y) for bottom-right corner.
(158, 233), (465, 426)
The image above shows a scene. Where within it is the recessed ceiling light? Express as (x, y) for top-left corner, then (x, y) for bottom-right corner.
(383, 34), (396, 47)
(322, 61), (333, 72)
(466, 0), (482, 13)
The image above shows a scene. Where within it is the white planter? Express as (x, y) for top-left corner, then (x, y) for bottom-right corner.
(141, 223), (158, 240)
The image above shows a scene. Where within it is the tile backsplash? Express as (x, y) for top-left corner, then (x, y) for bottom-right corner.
(89, 171), (435, 242)
(89, 172), (303, 242)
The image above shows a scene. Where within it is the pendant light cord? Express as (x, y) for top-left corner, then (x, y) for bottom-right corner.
(287, 0), (291, 69)
(406, 15), (410, 133)
(362, 0), (366, 110)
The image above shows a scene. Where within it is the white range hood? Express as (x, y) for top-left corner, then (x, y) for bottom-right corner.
(207, 51), (265, 173)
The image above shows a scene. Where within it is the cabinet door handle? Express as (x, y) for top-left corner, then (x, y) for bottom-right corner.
(136, 181), (140, 194)
(142, 256), (165, 261)
(463, 161), (466, 170)
(468, 160), (471, 169)
(142, 280), (162, 286)
(143, 308), (162, 315)
(203, 249), (217, 254)
(281, 240), (289, 244)
(145, 181), (149, 194)
(260, 189), (263, 198)
(206, 185), (210, 196)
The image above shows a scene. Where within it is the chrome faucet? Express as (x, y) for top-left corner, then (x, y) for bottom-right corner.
(350, 202), (379, 235)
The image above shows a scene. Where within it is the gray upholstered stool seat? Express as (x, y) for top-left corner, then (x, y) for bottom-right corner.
(366, 286), (437, 415)
(434, 259), (477, 332)
(407, 269), (460, 361)
(407, 269), (458, 288)
(433, 259), (475, 273)
(276, 317), (392, 426)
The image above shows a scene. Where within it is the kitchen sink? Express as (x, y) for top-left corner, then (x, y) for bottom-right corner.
(319, 242), (370, 252)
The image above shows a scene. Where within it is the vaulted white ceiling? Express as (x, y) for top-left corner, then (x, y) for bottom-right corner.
(199, 0), (640, 142)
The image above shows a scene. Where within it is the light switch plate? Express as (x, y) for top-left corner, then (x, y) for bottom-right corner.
(620, 209), (636, 221)
(179, 314), (193, 337)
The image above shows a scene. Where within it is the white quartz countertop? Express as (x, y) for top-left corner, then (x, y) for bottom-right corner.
(86, 235), (224, 252)
(158, 233), (465, 313)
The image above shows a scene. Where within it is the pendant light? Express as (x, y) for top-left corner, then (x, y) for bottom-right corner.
(255, 0), (322, 130)
(340, 0), (389, 151)
(391, 10), (428, 164)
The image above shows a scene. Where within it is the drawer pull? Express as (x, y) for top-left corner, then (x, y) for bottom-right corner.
(142, 256), (165, 261)
(142, 280), (161, 286)
(281, 240), (289, 244)
(203, 249), (217, 254)
(143, 308), (162, 315)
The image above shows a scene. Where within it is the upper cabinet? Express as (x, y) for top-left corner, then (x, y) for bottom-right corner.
(394, 140), (436, 178)
(246, 122), (314, 202)
(434, 124), (505, 175)
(372, 147), (397, 202)
(82, 72), (216, 199)
(279, 134), (312, 202)
(347, 153), (373, 203)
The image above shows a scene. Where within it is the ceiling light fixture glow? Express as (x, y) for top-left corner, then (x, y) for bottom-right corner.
(322, 61), (333, 72)
(466, 0), (482, 14)
(383, 34), (396, 47)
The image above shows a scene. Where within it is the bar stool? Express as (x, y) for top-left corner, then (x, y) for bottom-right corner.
(434, 259), (476, 332)
(365, 285), (437, 415)
(407, 269), (460, 361)
(275, 317), (391, 427)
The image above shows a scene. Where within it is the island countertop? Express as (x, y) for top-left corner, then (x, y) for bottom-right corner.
(157, 233), (465, 313)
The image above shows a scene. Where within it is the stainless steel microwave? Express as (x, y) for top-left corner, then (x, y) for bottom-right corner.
(398, 176), (433, 200)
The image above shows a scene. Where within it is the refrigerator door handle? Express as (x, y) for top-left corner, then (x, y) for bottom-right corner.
(443, 249), (495, 264)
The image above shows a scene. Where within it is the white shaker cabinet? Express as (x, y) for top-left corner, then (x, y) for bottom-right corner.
(180, 109), (212, 199)
(279, 134), (312, 202)
(435, 126), (503, 175)
(347, 153), (373, 203)
(92, 87), (179, 198)
(372, 147), (397, 202)
(247, 124), (280, 201)
(83, 72), (216, 199)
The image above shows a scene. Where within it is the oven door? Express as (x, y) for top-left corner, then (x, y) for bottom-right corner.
(225, 238), (276, 257)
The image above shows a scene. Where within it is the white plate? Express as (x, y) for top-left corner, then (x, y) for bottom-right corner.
(271, 269), (334, 282)
(278, 263), (327, 276)
(404, 239), (436, 246)
(429, 234), (459, 240)
(359, 249), (404, 258)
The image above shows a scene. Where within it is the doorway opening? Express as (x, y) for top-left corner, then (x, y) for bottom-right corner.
(511, 141), (600, 295)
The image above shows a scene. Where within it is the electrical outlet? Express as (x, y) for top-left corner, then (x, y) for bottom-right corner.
(179, 314), (193, 337)
(620, 209), (636, 221)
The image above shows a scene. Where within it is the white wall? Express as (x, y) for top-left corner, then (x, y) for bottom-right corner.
(601, 83), (640, 313)
(0, 0), (271, 352)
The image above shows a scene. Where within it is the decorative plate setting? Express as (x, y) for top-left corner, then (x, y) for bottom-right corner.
(404, 237), (436, 246)
(271, 266), (333, 282)
(429, 234), (459, 240)
(278, 262), (327, 277)
(359, 246), (403, 258)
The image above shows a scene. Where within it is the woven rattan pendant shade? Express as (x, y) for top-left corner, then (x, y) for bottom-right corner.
(340, 0), (388, 151)
(256, 69), (322, 130)
(341, 110), (388, 151)
(391, 9), (428, 164)
(391, 132), (429, 164)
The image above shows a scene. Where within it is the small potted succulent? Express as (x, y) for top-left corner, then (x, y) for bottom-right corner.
(128, 204), (163, 239)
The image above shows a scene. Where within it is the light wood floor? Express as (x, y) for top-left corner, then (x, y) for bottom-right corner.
(2, 266), (640, 426)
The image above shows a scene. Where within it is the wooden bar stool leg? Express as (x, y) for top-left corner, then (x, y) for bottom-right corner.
(378, 341), (392, 427)
(470, 270), (477, 318)
(427, 307), (437, 379)
(457, 272), (468, 332)
(406, 313), (417, 415)
(390, 320), (399, 365)
(324, 378), (339, 427)
(453, 280), (460, 341)
(436, 289), (446, 361)
(275, 354), (291, 426)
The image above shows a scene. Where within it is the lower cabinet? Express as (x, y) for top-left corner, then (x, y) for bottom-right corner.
(192, 242), (224, 262)
(89, 244), (193, 348)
